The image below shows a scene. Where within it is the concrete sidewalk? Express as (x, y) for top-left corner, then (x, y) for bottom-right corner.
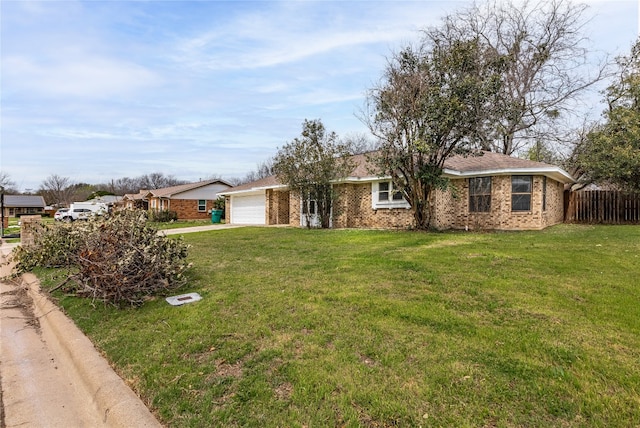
(158, 222), (256, 235)
(0, 244), (162, 427)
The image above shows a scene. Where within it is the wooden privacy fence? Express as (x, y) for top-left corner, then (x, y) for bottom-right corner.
(566, 190), (640, 224)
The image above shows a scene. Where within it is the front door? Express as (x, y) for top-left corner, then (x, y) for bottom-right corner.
(301, 198), (320, 228)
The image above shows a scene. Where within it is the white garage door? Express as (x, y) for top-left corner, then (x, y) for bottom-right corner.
(231, 194), (266, 225)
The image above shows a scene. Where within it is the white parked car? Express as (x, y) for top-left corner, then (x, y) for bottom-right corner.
(65, 208), (95, 221)
(54, 208), (69, 221)
(56, 205), (108, 222)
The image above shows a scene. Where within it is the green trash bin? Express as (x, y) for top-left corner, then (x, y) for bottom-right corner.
(211, 209), (223, 224)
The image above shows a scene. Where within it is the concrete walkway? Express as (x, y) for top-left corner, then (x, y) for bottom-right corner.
(0, 242), (162, 427)
(158, 222), (257, 235)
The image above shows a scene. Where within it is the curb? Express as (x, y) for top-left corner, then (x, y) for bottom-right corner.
(22, 273), (163, 428)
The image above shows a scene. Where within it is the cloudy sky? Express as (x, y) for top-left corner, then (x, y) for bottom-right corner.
(1, 0), (638, 192)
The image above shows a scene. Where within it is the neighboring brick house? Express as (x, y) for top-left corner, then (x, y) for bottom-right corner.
(1, 195), (46, 218)
(123, 180), (232, 220)
(221, 152), (574, 231)
(122, 191), (149, 211)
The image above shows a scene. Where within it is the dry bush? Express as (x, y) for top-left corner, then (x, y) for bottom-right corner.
(13, 210), (191, 307)
(13, 221), (80, 271)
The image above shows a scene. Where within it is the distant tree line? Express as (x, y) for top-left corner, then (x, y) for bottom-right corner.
(0, 171), (193, 206)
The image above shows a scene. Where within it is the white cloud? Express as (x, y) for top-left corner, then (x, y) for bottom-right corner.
(170, 1), (439, 72)
(4, 55), (161, 99)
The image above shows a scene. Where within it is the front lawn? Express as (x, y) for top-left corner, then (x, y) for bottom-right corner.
(38, 225), (640, 427)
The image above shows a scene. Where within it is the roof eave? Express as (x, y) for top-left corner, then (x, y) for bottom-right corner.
(220, 184), (289, 196)
(442, 167), (575, 184)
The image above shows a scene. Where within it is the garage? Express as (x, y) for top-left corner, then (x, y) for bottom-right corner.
(230, 193), (266, 225)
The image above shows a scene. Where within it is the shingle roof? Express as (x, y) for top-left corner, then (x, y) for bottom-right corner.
(3, 195), (46, 208)
(222, 151), (574, 195)
(442, 151), (574, 183)
(122, 192), (147, 201)
(443, 151), (555, 172)
(220, 175), (281, 194)
(123, 179), (232, 200)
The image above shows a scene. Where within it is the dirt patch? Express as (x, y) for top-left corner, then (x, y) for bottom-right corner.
(274, 382), (293, 401)
(358, 353), (378, 367)
(215, 359), (243, 378)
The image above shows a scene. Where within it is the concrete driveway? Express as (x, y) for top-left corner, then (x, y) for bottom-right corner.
(158, 223), (254, 235)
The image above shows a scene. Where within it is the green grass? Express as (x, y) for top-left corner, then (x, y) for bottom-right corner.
(37, 225), (640, 427)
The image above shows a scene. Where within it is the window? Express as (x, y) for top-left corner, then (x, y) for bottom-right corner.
(198, 199), (206, 212)
(469, 177), (491, 212)
(373, 181), (409, 209)
(378, 182), (404, 202)
(511, 176), (532, 211)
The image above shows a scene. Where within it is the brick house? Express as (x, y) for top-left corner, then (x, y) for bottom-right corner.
(122, 179), (232, 220)
(221, 152), (574, 231)
(1, 195), (46, 218)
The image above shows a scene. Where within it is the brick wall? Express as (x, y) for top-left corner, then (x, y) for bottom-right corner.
(337, 183), (413, 229)
(168, 199), (214, 220)
(20, 215), (42, 248)
(270, 175), (566, 230)
(435, 176), (565, 231)
(542, 178), (565, 227)
(289, 191), (301, 227)
(266, 189), (290, 225)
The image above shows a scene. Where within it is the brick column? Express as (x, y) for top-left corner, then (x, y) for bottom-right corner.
(20, 215), (42, 248)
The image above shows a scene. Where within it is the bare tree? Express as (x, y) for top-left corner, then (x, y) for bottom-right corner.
(0, 171), (18, 193)
(240, 159), (275, 184)
(39, 174), (74, 206)
(102, 177), (140, 195)
(428, 0), (607, 155)
(138, 173), (187, 190)
(342, 132), (379, 154)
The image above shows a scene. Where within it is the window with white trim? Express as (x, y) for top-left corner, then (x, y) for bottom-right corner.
(198, 199), (207, 212)
(372, 181), (409, 209)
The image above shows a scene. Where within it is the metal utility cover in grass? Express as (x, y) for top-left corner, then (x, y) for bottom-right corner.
(166, 293), (202, 306)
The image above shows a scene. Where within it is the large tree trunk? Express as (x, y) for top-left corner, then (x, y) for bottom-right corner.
(410, 188), (434, 230)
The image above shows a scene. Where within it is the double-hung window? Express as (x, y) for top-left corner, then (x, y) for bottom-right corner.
(198, 199), (207, 212)
(378, 182), (404, 203)
(373, 181), (409, 209)
(511, 176), (532, 211)
(469, 177), (491, 212)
